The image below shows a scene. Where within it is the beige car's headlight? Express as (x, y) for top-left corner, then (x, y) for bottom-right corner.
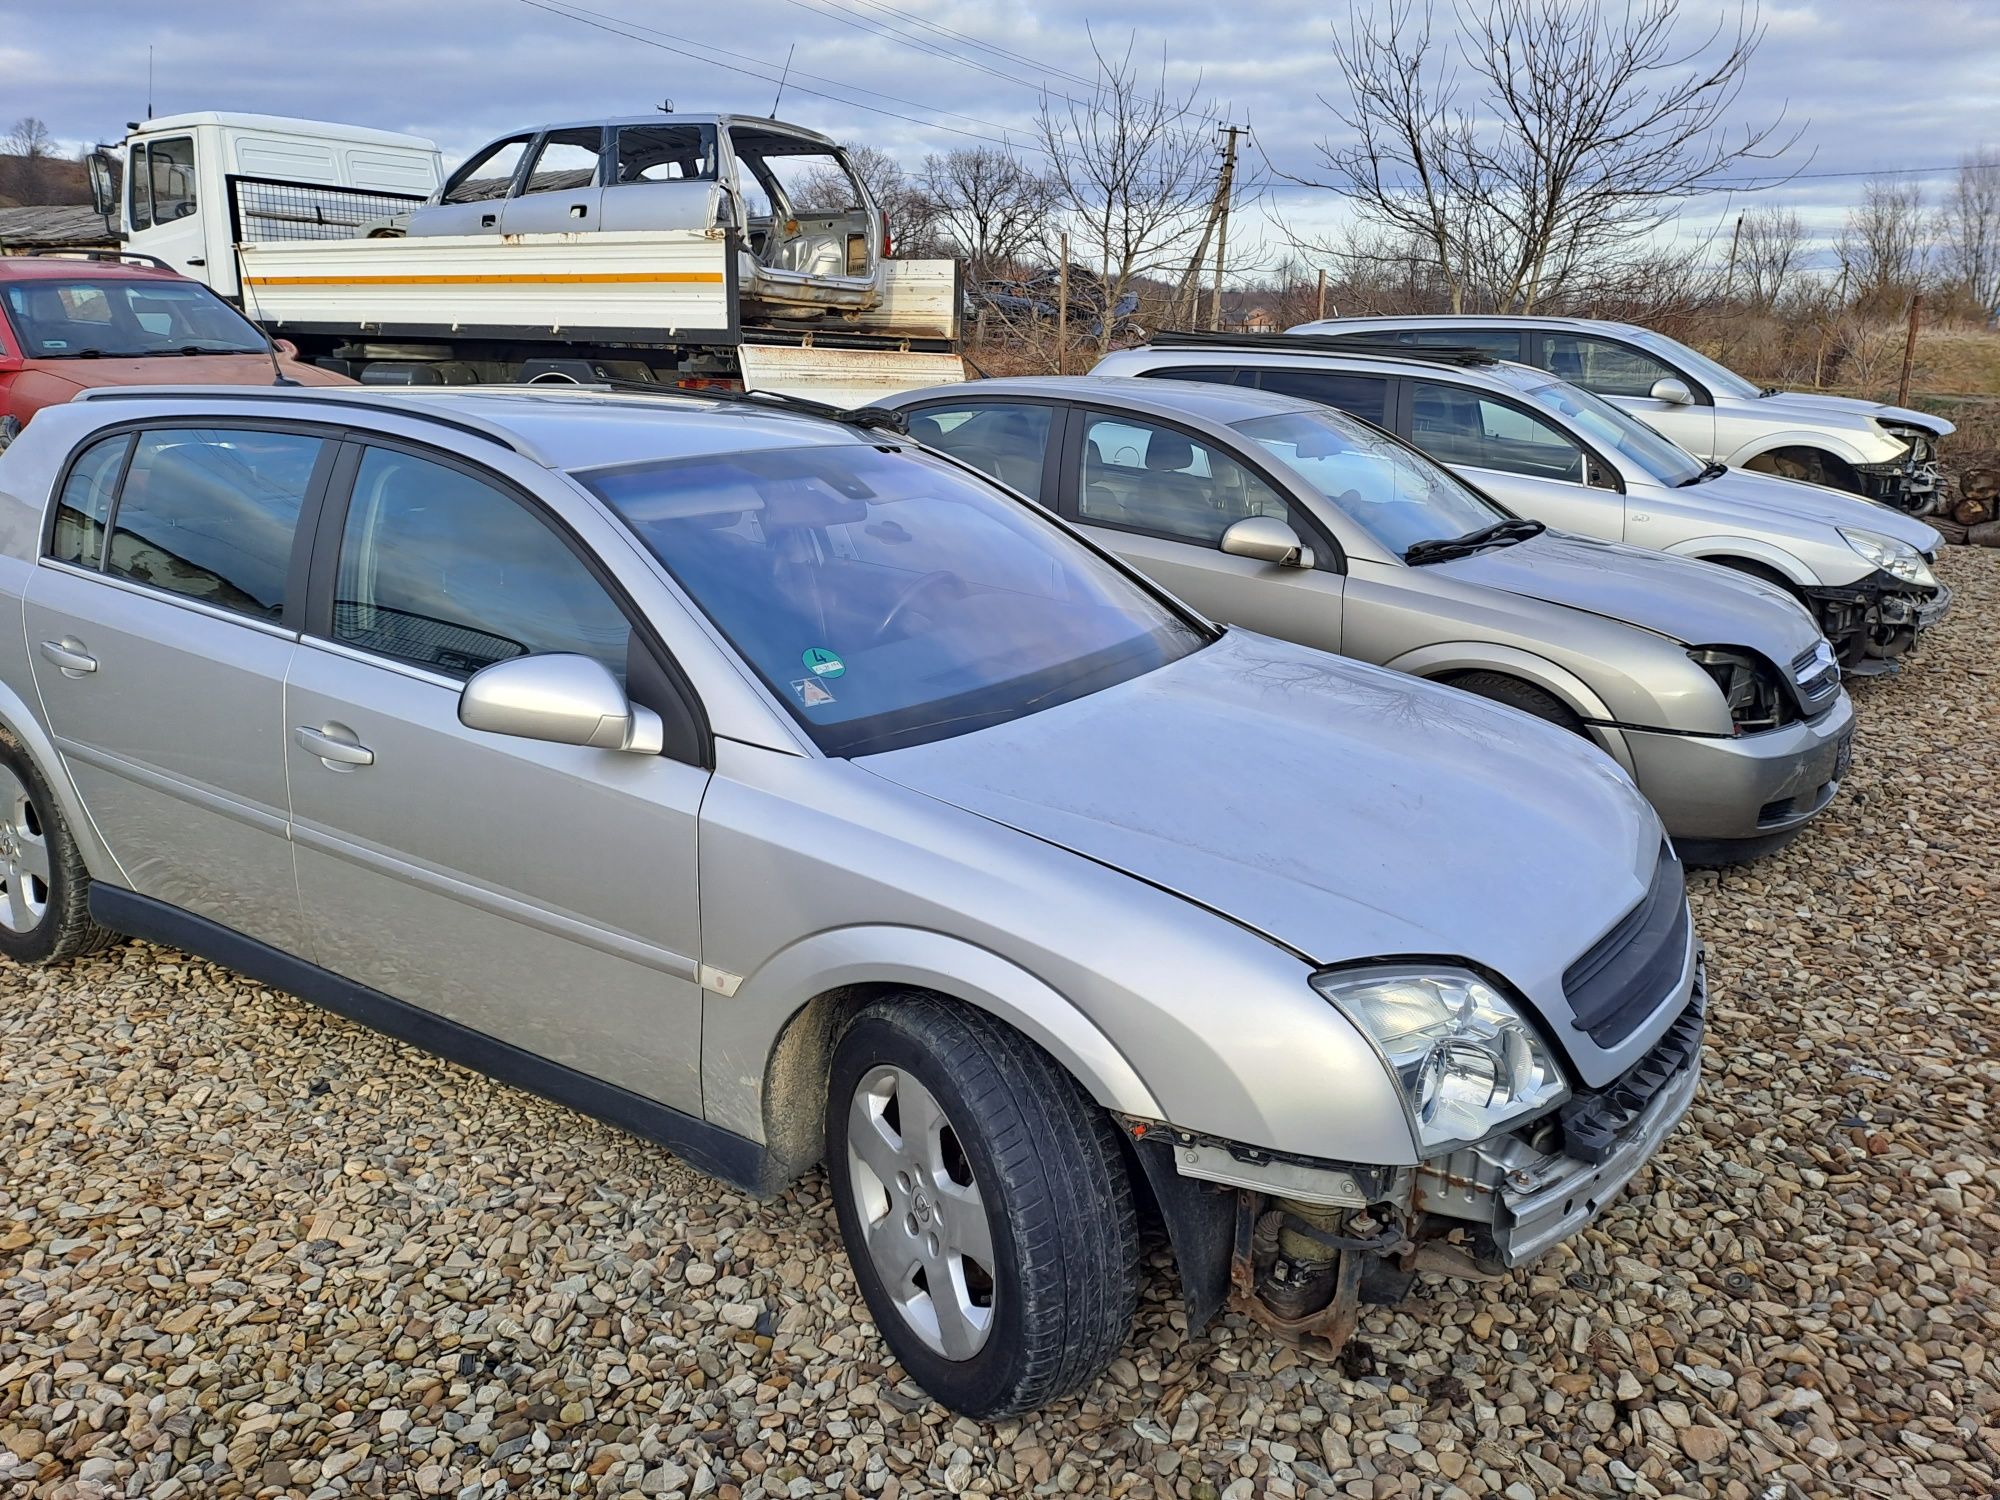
(1311, 967), (1569, 1153)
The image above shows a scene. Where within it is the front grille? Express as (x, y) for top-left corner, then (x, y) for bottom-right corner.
(1790, 643), (1841, 711)
(1556, 970), (1705, 1163)
(1561, 843), (1690, 1048)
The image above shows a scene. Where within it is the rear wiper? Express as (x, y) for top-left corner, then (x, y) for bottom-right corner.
(1403, 517), (1546, 565)
(1676, 461), (1729, 487)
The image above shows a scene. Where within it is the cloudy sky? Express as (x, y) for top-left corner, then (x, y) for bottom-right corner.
(6, 0), (1998, 274)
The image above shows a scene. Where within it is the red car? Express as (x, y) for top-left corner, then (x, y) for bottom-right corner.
(0, 253), (350, 448)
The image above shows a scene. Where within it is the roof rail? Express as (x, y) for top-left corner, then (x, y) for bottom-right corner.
(1148, 328), (1498, 367)
(552, 375), (910, 435)
(71, 387), (529, 457)
(25, 249), (174, 270)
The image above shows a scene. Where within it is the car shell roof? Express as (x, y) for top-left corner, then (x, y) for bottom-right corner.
(68, 386), (874, 471)
(912, 374), (1326, 426)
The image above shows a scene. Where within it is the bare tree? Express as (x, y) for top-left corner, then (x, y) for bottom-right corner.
(1838, 176), (1929, 318)
(922, 146), (1051, 279)
(1734, 208), (1809, 311)
(2, 116), (56, 202)
(1291, 0), (1800, 312)
(1938, 147), (2000, 320)
(1037, 35), (1217, 353)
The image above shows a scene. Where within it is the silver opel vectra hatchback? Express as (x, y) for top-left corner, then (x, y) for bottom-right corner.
(0, 385), (1704, 1416)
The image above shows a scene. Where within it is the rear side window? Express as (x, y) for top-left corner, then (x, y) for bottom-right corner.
(107, 428), (324, 619)
(1409, 328), (1524, 359)
(50, 433), (131, 569)
(1146, 367), (1259, 388)
(1251, 368), (1392, 428)
(333, 447), (631, 679)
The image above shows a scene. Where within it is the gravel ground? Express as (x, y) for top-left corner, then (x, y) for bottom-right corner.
(2, 553), (1995, 1500)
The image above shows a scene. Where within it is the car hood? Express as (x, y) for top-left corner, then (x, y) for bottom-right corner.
(1433, 530), (1825, 658)
(1756, 389), (1953, 439)
(1685, 467), (1942, 554)
(861, 630), (1667, 1079)
(25, 354), (351, 389)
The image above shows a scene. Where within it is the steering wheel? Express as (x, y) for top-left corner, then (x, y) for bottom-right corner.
(869, 569), (967, 645)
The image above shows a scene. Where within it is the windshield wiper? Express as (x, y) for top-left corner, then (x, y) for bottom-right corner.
(1757, 386), (1781, 397)
(1403, 517), (1546, 565)
(1676, 461), (1729, 487)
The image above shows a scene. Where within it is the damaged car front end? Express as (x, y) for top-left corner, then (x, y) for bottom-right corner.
(1800, 526), (1952, 673)
(1854, 420), (1947, 512)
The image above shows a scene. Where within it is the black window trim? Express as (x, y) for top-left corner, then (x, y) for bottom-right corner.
(41, 415), (342, 634)
(1404, 375), (1627, 496)
(1059, 400), (1349, 573)
(303, 432), (713, 768)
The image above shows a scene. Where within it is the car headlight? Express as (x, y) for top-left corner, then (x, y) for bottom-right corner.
(1311, 967), (1569, 1153)
(1687, 646), (1787, 734)
(1840, 527), (1936, 587)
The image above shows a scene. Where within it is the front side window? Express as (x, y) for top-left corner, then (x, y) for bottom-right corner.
(441, 136), (531, 205)
(1, 278), (269, 358)
(519, 128), (604, 196)
(129, 135), (196, 232)
(107, 428), (324, 619)
(1510, 376), (1704, 487)
(1627, 330), (1760, 398)
(1233, 409), (1508, 556)
(1541, 335), (1678, 399)
(905, 402), (1054, 500)
(333, 448), (630, 679)
(582, 442), (1201, 755)
(1079, 412), (1300, 545)
(614, 124), (718, 183)
(1409, 381), (1585, 482)
(51, 433), (131, 568)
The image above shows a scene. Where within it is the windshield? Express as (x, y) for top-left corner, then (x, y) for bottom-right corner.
(1627, 329), (1760, 398)
(2, 277), (268, 359)
(1231, 409), (1510, 555)
(582, 442), (1204, 756)
(1512, 376), (1706, 486)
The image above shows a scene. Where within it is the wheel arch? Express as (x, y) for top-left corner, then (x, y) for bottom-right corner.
(1381, 640), (1636, 777)
(704, 927), (1166, 1182)
(1725, 433), (1872, 475)
(1662, 536), (1818, 589)
(0, 683), (125, 884)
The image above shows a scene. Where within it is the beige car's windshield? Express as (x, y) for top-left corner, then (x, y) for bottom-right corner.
(581, 442), (1204, 755)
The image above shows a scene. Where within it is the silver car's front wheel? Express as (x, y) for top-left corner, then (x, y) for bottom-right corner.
(0, 761), (51, 934)
(826, 995), (1140, 1417)
(845, 1063), (997, 1359)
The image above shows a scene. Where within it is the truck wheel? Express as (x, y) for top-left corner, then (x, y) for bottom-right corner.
(826, 994), (1140, 1417)
(0, 737), (119, 965)
(1446, 672), (1584, 735)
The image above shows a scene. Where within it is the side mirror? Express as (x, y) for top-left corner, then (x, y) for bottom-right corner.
(1220, 515), (1315, 569)
(458, 654), (663, 755)
(0, 350), (23, 374)
(87, 150), (117, 220)
(1648, 377), (1694, 406)
(272, 337), (299, 358)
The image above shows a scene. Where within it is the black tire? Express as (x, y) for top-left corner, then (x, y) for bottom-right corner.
(1446, 671), (1585, 735)
(1745, 447), (1862, 495)
(0, 732), (119, 966)
(826, 994), (1140, 1417)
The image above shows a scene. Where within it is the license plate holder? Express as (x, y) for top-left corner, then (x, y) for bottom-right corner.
(1832, 729), (1854, 782)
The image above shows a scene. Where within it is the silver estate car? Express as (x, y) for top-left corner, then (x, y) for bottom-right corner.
(1294, 314), (1954, 513)
(883, 375), (1854, 864)
(0, 385), (1707, 1416)
(1097, 334), (1950, 674)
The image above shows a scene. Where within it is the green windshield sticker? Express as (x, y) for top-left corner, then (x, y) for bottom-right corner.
(802, 648), (846, 679)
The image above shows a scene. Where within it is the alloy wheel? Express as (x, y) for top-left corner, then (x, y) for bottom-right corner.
(0, 763), (50, 934)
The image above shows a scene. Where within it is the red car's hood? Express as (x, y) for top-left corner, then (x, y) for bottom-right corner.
(24, 353), (351, 390)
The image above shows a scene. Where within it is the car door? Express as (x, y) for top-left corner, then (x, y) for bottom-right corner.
(1061, 406), (1346, 654)
(1404, 379), (1626, 541)
(410, 134), (531, 236)
(23, 421), (333, 954)
(124, 134), (208, 279)
(284, 439), (710, 1113)
(499, 127), (607, 235)
(1538, 332), (1717, 458)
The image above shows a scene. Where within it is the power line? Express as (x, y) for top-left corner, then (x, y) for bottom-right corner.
(838, 0), (1100, 91)
(515, 0), (1051, 155)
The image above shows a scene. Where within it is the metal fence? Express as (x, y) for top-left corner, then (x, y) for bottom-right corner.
(225, 174), (429, 245)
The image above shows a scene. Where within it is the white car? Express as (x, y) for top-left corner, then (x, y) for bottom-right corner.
(1293, 314), (1953, 515)
(1096, 334), (1949, 674)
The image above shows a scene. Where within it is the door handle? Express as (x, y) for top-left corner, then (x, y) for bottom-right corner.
(481, 213), (498, 228)
(294, 724), (375, 769)
(186, 256), (206, 267)
(39, 638), (98, 676)
(569, 203), (588, 218)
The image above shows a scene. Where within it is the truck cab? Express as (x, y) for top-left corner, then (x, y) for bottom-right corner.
(105, 113), (444, 298)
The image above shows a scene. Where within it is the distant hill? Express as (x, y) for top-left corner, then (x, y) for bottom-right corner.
(0, 154), (93, 208)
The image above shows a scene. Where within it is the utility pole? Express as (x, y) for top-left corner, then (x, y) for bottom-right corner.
(1723, 212), (1744, 299)
(1897, 292), (1922, 407)
(1208, 125), (1246, 331)
(1315, 267), (1328, 322)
